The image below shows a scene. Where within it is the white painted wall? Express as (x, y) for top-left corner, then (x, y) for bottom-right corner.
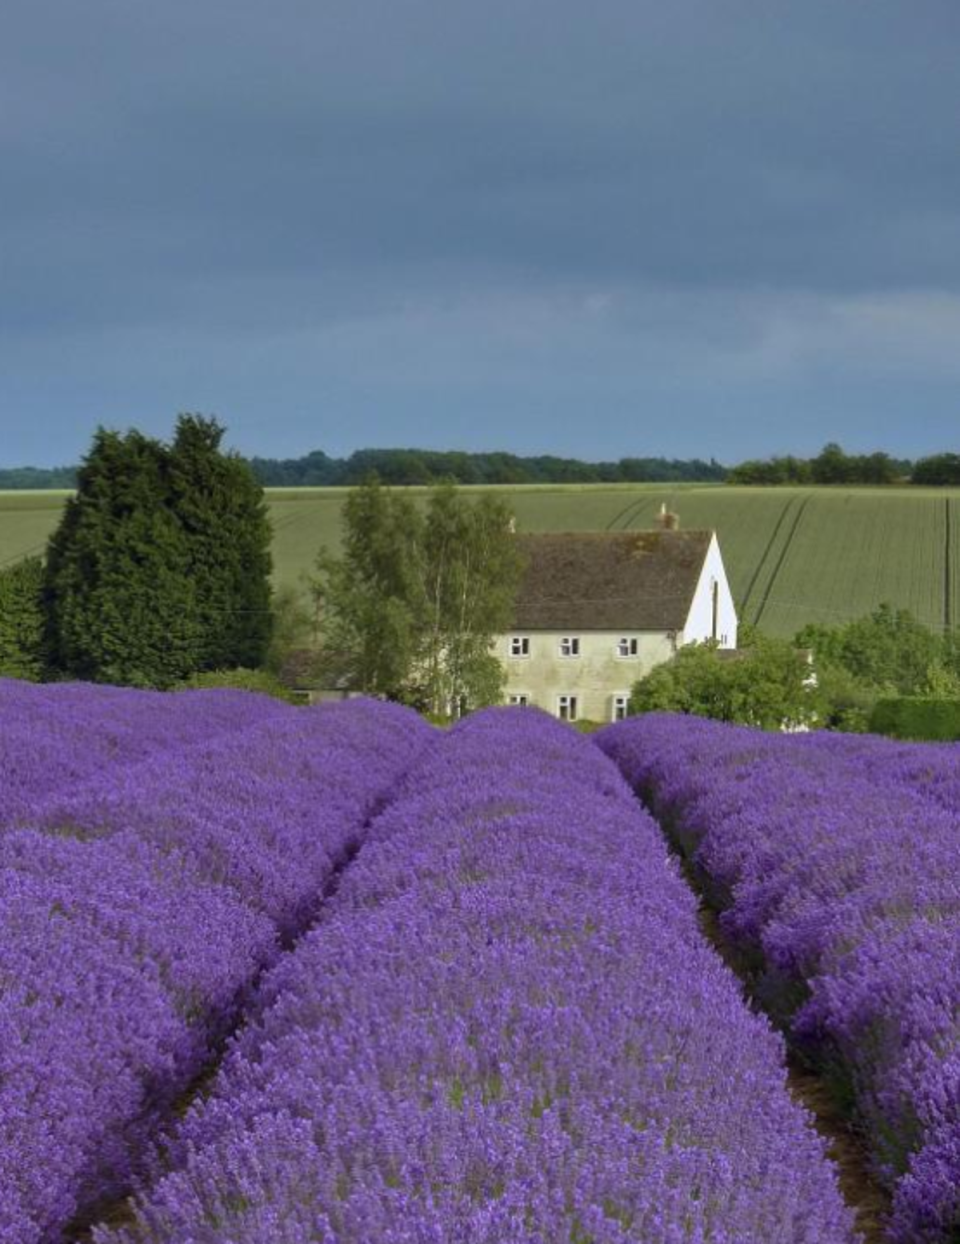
(499, 630), (677, 722)
(681, 533), (738, 648)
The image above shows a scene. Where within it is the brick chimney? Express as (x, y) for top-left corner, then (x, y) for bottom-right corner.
(656, 502), (679, 531)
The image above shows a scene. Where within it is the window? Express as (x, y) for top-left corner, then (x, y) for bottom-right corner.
(559, 637), (580, 658)
(508, 693), (529, 707)
(509, 636), (530, 657)
(557, 694), (578, 721)
(616, 637), (638, 658)
(612, 693), (630, 722)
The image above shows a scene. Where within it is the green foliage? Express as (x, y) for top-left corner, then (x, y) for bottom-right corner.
(0, 465), (77, 489)
(314, 478), (424, 700)
(44, 428), (201, 687)
(43, 418), (272, 688)
(15, 441), (960, 489)
(728, 455), (813, 486)
(248, 448), (728, 486)
(811, 660), (876, 732)
(264, 584), (319, 681)
(174, 667), (297, 703)
(630, 636), (817, 731)
(313, 477), (523, 712)
(169, 414), (273, 670)
(869, 696), (960, 741)
(729, 443), (907, 486)
(794, 605), (960, 730)
(0, 556), (45, 679)
(911, 453), (960, 486)
(415, 483), (521, 715)
(796, 603), (941, 696)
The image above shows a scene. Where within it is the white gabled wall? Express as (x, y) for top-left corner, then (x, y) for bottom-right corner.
(681, 533), (738, 648)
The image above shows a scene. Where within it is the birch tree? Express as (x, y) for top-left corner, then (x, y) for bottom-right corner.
(314, 478), (522, 714)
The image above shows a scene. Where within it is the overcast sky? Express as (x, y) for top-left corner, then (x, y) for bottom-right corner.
(2, 1), (960, 466)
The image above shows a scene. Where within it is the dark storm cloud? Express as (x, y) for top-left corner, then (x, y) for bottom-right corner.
(2, 0), (960, 461)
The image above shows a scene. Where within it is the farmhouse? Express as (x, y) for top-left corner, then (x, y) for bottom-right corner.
(499, 517), (737, 722)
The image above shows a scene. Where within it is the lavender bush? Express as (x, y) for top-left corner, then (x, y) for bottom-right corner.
(100, 708), (857, 1244)
(598, 714), (960, 1243)
(0, 685), (430, 1244)
(0, 678), (290, 827)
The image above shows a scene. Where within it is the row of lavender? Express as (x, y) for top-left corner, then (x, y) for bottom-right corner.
(0, 683), (432, 1244)
(598, 714), (960, 1244)
(0, 678), (291, 826)
(99, 709), (858, 1243)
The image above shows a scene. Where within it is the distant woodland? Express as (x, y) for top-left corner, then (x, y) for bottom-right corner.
(0, 448), (725, 489)
(2, 442), (960, 489)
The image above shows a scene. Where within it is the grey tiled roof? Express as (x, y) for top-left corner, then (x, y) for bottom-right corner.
(512, 530), (713, 631)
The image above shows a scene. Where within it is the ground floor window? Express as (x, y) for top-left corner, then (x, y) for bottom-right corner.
(557, 694), (578, 721)
(508, 693), (530, 707)
(612, 693), (630, 722)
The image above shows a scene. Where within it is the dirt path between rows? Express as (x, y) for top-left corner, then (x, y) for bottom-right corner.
(693, 887), (890, 1243)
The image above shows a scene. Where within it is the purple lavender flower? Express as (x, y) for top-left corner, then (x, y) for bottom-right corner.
(99, 708), (857, 1244)
(0, 683), (430, 1244)
(598, 713), (960, 1243)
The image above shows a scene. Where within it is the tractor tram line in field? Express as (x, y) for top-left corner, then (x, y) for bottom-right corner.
(737, 493), (797, 621)
(752, 493), (812, 628)
(603, 492), (657, 532)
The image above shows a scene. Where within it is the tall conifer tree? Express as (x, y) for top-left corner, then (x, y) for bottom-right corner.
(44, 416), (272, 687)
(44, 428), (201, 686)
(169, 415), (273, 670)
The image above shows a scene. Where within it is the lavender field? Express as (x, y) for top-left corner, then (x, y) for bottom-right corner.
(0, 681), (432, 1243)
(1, 681), (956, 1242)
(599, 715), (960, 1243)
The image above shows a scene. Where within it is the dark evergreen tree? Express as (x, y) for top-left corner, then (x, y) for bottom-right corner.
(0, 556), (46, 680)
(43, 416), (272, 687)
(169, 415), (273, 670)
(44, 428), (201, 686)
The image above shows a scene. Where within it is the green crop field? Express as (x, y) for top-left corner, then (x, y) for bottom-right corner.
(3, 484), (960, 636)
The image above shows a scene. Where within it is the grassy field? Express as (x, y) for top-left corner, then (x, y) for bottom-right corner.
(3, 484), (960, 636)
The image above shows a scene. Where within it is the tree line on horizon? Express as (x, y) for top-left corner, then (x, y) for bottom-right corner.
(4, 442), (960, 489)
(0, 447), (727, 489)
